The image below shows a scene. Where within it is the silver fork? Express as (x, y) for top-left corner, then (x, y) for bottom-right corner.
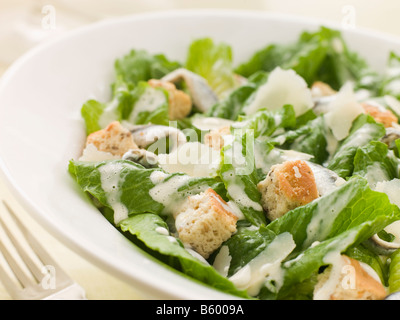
(0, 200), (86, 300)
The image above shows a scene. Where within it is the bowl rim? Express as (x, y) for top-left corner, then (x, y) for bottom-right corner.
(0, 9), (400, 299)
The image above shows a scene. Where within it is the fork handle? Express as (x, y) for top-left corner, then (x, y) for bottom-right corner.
(43, 283), (87, 300)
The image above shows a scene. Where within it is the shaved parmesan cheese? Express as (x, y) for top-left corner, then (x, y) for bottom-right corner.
(192, 116), (234, 131)
(243, 67), (313, 116)
(324, 83), (364, 141)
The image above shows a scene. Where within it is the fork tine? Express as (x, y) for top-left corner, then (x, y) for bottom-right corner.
(0, 262), (21, 298)
(1, 201), (71, 282)
(0, 227), (35, 289)
(0, 204), (43, 282)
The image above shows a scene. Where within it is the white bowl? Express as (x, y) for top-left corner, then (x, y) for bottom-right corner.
(0, 10), (399, 299)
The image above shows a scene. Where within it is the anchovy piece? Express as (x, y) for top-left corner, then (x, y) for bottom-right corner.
(162, 68), (218, 112)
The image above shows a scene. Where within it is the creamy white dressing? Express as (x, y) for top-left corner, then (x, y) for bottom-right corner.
(192, 117), (234, 131)
(98, 162), (130, 224)
(213, 245), (231, 277)
(243, 67), (313, 116)
(374, 179), (400, 243)
(226, 201), (245, 220)
(157, 142), (221, 177)
(339, 123), (380, 149)
(254, 146), (314, 175)
(307, 162), (346, 197)
(304, 186), (357, 248)
(364, 162), (390, 188)
(313, 230), (359, 300)
(149, 172), (191, 214)
(229, 232), (296, 296)
(223, 171), (263, 212)
(155, 226), (169, 236)
(149, 171), (169, 184)
(98, 99), (119, 129)
(128, 87), (167, 123)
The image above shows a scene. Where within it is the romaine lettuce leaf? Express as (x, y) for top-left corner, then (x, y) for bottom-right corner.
(80, 77), (133, 134)
(271, 116), (329, 165)
(185, 38), (237, 99)
(206, 71), (268, 120)
(233, 104), (296, 139)
(264, 176), (400, 298)
(379, 51), (400, 99)
(266, 176), (400, 252)
(353, 140), (399, 187)
(115, 49), (181, 85)
(345, 244), (387, 285)
(119, 213), (250, 299)
(235, 26), (378, 91)
(327, 114), (386, 178)
(389, 249), (400, 294)
(68, 159), (226, 224)
(219, 130), (266, 226)
(214, 224), (276, 277)
(127, 81), (170, 125)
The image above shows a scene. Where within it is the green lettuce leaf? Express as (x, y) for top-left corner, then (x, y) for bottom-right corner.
(271, 116), (329, 165)
(327, 114), (386, 178)
(119, 214), (250, 299)
(127, 81), (170, 125)
(115, 49), (181, 85)
(233, 104), (296, 139)
(206, 71), (269, 120)
(266, 176), (399, 252)
(353, 140), (399, 187)
(265, 176), (400, 298)
(235, 26), (377, 91)
(346, 244), (387, 285)
(68, 159), (226, 223)
(389, 249), (400, 294)
(185, 38), (237, 99)
(80, 77), (133, 134)
(379, 51), (400, 99)
(219, 130), (266, 226)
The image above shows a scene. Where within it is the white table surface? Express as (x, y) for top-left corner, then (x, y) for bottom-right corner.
(0, 0), (399, 300)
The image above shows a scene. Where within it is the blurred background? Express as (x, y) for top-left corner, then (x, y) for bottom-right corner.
(0, 0), (399, 300)
(1, 0), (400, 75)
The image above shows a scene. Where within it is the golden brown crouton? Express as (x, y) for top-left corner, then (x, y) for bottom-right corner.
(85, 121), (138, 157)
(314, 255), (387, 300)
(362, 102), (398, 128)
(257, 160), (319, 221)
(148, 79), (192, 120)
(204, 126), (231, 151)
(174, 188), (238, 259)
(311, 81), (337, 97)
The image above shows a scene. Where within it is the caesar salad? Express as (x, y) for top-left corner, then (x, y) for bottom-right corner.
(69, 26), (400, 300)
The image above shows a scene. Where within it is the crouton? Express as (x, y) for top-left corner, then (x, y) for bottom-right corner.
(311, 81), (337, 97)
(314, 255), (387, 300)
(362, 102), (398, 128)
(85, 121), (138, 157)
(257, 160), (319, 221)
(204, 126), (231, 150)
(174, 188), (238, 259)
(148, 79), (192, 120)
